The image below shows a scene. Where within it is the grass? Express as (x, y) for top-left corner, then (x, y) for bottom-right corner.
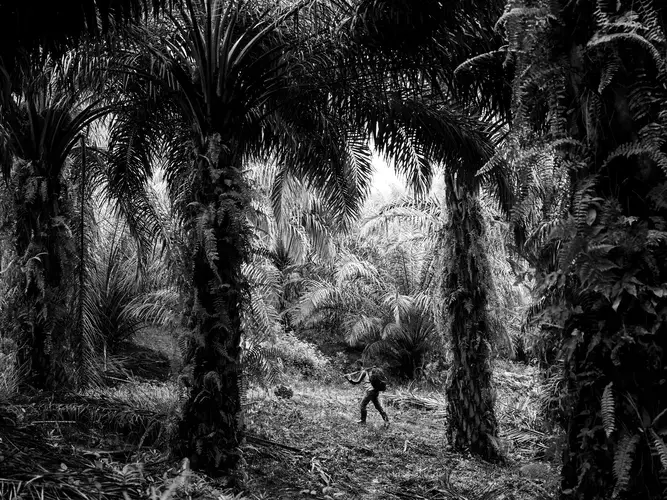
(243, 375), (559, 500)
(0, 336), (19, 400)
(0, 330), (560, 500)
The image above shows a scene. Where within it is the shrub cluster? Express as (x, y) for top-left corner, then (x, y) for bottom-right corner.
(271, 332), (330, 378)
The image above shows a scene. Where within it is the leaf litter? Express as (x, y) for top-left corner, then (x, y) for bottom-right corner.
(0, 362), (559, 499)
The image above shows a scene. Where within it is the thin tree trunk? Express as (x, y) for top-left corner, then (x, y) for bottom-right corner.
(442, 175), (500, 461)
(77, 135), (87, 388)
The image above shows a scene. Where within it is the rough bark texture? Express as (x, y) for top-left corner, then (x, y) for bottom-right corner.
(443, 178), (500, 462)
(558, 5), (667, 499)
(505, 1), (667, 497)
(12, 160), (71, 389)
(172, 134), (251, 482)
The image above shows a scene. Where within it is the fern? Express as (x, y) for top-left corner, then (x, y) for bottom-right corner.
(601, 382), (615, 438)
(588, 32), (666, 76)
(495, 6), (544, 35)
(649, 428), (667, 471)
(602, 141), (667, 177)
(613, 434), (640, 496)
(507, 0), (667, 496)
(597, 54), (622, 94)
(241, 341), (282, 388)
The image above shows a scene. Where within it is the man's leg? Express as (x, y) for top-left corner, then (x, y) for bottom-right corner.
(371, 393), (389, 423)
(358, 392), (372, 423)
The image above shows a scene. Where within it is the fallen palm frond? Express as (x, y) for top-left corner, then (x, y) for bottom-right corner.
(114, 343), (173, 381)
(500, 427), (554, 455)
(84, 380), (182, 415)
(384, 388), (447, 416)
(0, 344), (22, 400)
(492, 362), (543, 431)
(0, 437), (243, 500)
(246, 433), (306, 454)
(1, 404), (144, 500)
(7, 389), (178, 448)
(0, 394), (247, 500)
(420, 468), (514, 500)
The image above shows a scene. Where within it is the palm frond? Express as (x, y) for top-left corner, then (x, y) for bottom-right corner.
(348, 315), (383, 346)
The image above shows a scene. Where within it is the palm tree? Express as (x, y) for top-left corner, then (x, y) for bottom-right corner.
(0, 62), (114, 389)
(0, 0), (181, 391)
(504, 1), (667, 497)
(103, 0), (376, 477)
(0, 49), (165, 390)
(342, 0), (512, 461)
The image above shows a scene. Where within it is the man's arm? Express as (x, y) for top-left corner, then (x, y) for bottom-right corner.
(346, 369), (366, 384)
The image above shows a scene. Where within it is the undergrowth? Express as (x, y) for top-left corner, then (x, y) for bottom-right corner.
(244, 373), (558, 499)
(0, 331), (559, 499)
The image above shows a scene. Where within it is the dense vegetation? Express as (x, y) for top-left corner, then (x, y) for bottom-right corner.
(1, 1), (666, 499)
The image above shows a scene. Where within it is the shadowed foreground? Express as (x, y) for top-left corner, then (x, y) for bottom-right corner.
(0, 364), (558, 499)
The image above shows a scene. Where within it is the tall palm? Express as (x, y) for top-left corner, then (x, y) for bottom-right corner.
(0, 63), (112, 388)
(341, 0), (512, 460)
(504, 1), (667, 497)
(104, 0), (376, 477)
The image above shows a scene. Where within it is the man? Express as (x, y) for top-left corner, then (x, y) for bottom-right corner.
(345, 362), (389, 425)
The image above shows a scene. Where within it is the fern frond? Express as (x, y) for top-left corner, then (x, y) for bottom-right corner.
(597, 54), (622, 94)
(613, 433), (640, 496)
(602, 140), (667, 177)
(602, 382), (616, 438)
(495, 7), (543, 35)
(241, 341), (283, 388)
(649, 428), (667, 471)
(588, 32), (665, 76)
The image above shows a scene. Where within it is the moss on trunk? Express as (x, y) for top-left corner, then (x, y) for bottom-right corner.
(172, 134), (251, 481)
(442, 177), (501, 462)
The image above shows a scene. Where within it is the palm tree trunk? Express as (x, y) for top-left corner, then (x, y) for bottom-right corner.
(173, 134), (251, 480)
(442, 174), (500, 461)
(13, 162), (70, 389)
(558, 38), (667, 500)
(503, 2), (667, 496)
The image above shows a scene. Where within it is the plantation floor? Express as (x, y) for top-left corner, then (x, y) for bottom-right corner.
(243, 378), (558, 500)
(0, 362), (560, 499)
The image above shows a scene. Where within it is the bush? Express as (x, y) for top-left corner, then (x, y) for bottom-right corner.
(271, 331), (330, 378)
(363, 310), (437, 379)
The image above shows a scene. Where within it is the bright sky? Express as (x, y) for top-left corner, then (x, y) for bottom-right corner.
(367, 154), (446, 212)
(369, 154), (404, 201)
